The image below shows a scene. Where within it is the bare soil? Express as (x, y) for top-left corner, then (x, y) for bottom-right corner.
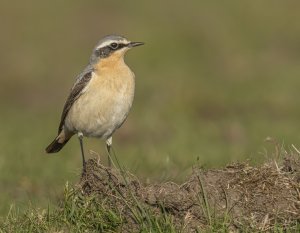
(79, 155), (300, 232)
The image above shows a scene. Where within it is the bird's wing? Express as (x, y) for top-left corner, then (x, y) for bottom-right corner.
(58, 66), (94, 133)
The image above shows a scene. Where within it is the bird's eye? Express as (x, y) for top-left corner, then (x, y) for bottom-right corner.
(110, 42), (119, 50)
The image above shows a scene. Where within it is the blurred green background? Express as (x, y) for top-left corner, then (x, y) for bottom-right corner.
(1, 1), (300, 215)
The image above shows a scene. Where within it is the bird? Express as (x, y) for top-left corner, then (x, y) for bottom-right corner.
(45, 35), (144, 171)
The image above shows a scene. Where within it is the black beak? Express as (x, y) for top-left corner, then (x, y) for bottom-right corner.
(128, 42), (144, 48)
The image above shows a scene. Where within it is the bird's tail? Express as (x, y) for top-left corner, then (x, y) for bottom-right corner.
(45, 131), (71, 153)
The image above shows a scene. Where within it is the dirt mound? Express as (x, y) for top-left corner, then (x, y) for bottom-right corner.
(79, 155), (300, 232)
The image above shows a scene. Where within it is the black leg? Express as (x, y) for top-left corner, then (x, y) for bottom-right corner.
(78, 133), (86, 172)
(106, 144), (112, 167)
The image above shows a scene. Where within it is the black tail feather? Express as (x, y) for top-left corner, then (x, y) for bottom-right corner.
(45, 137), (69, 153)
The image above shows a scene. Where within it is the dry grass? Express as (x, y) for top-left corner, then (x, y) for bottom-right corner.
(2, 150), (300, 232)
(76, 151), (300, 232)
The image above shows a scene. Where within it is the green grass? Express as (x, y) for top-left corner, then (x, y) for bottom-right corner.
(0, 183), (178, 233)
(1, 178), (300, 232)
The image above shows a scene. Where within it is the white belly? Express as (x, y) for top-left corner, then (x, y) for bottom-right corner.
(65, 71), (135, 139)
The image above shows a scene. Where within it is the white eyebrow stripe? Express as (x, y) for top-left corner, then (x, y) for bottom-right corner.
(95, 39), (129, 50)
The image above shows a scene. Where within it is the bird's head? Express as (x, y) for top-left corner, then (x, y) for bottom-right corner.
(90, 35), (144, 64)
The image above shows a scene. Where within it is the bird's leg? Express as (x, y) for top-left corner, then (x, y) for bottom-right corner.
(78, 132), (86, 172)
(106, 137), (112, 167)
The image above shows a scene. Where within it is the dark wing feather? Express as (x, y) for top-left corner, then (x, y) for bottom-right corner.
(58, 70), (93, 133)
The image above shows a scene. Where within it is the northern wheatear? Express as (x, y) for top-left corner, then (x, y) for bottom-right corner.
(45, 35), (144, 171)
